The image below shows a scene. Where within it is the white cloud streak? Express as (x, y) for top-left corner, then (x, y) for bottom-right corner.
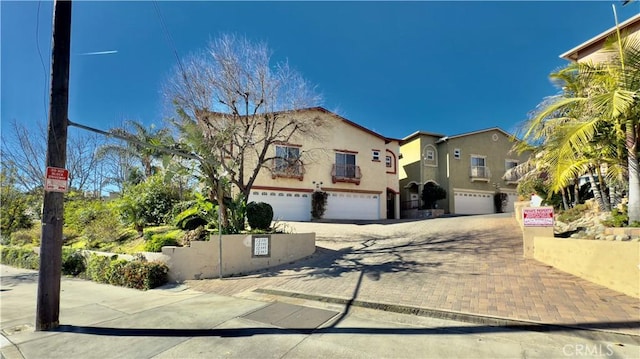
(78, 50), (118, 56)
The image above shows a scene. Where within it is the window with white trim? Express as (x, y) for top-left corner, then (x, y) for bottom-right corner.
(470, 155), (488, 178)
(423, 144), (437, 166)
(372, 150), (380, 161)
(335, 152), (357, 178)
(426, 150), (435, 161)
(274, 145), (302, 177)
(505, 160), (518, 170)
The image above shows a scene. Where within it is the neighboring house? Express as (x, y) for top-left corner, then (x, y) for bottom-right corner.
(245, 107), (401, 221)
(399, 128), (530, 216)
(560, 13), (639, 63)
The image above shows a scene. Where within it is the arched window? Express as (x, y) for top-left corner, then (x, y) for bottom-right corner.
(423, 145), (437, 167)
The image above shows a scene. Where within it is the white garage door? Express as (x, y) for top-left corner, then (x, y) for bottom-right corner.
(249, 190), (311, 221)
(453, 190), (494, 215)
(505, 192), (517, 213)
(324, 192), (380, 220)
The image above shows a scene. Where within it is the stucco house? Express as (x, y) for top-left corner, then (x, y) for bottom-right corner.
(560, 12), (639, 63)
(399, 128), (530, 216)
(244, 107), (401, 221)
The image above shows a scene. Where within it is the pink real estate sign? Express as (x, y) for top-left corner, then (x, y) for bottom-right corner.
(523, 207), (554, 227)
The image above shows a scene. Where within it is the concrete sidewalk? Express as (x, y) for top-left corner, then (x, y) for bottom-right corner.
(2, 265), (638, 359)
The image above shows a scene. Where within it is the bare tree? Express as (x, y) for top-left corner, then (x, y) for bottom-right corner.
(1, 120), (108, 194)
(166, 34), (323, 226)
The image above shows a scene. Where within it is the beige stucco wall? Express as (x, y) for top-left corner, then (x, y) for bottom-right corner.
(399, 134), (446, 210)
(399, 130), (528, 214)
(161, 233), (315, 282)
(534, 237), (640, 299)
(247, 109), (399, 219)
(575, 24), (640, 64)
(513, 201), (530, 229)
(399, 137), (421, 182)
(443, 131), (526, 213)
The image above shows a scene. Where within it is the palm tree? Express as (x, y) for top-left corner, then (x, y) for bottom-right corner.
(99, 120), (173, 179)
(518, 33), (639, 219)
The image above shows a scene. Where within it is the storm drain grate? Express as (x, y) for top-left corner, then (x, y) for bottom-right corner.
(241, 302), (339, 329)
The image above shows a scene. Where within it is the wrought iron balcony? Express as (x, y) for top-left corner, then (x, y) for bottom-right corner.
(470, 166), (490, 182)
(502, 171), (521, 184)
(272, 159), (305, 180)
(331, 164), (361, 185)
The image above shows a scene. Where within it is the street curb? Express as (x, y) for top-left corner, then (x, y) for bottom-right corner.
(254, 288), (640, 346)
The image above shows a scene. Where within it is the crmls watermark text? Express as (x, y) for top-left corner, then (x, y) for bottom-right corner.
(563, 344), (614, 357)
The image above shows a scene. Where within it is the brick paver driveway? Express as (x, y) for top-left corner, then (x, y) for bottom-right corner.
(187, 213), (640, 336)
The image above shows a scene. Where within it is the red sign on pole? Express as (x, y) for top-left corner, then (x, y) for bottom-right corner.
(523, 207), (554, 227)
(45, 167), (69, 193)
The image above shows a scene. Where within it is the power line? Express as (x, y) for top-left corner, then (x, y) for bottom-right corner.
(67, 119), (204, 163)
(152, 1), (193, 91)
(35, 1), (49, 123)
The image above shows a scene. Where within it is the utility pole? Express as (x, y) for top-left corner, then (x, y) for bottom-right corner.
(36, 0), (72, 331)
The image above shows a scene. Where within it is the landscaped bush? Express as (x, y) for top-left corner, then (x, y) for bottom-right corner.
(120, 260), (168, 290)
(557, 203), (590, 223)
(421, 182), (446, 209)
(1, 248), (169, 290)
(64, 198), (124, 248)
(311, 191), (328, 219)
(493, 192), (508, 213)
(1, 168), (34, 237)
(9, 226), (40, 246)
(144, 232), (180, 252)
(0, 246), (39, 270)
(117, 174), (181, 233)
(246, 202), (273, 230)
(85, 253), (168, 289)
(85, 254), (114, 283)
(61, 247), (86, 276)
(173, 194), (216, 231)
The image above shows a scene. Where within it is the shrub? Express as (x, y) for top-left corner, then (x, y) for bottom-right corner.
(10, 226), (40, 246)
(311, 191), (328, 219)
(601, 205), (628, 227)
(61, 247), (86, 276)
(144, 233), (180, 252)
(86, 254), (122, 283)
(0, 246), (39, 270)
(493, 192), (508, 213)
(246, 202), (274, 230)
(1, 168), (34, 237)
(174, 194), (215, 230)
(557, 203), (590, 223)
(1, 248), (168, 290)
(117, 174), (181, 232)
(85, 253), (168, 289)
(421, 183), (446, 209)
(64, 198), (124, 248)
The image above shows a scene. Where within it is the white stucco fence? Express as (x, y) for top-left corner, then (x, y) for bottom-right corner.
(161, 233), (316, 282)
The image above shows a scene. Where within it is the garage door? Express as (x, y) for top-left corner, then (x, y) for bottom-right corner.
(249, 190), (311, 221)
(504, 192), (517, 213)
(453, 190), (494, 215)
(324, 192), (380, 220)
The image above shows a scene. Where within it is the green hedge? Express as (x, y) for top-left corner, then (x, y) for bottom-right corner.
(84, 254), (168, 290)
(144, 232), (180, 252)
(1, 246), (169, 290)
(0, 246), (39, 270)
(246, 202), (273, 230)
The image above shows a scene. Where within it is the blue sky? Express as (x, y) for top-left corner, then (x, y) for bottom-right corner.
(2, 1), (639, 141)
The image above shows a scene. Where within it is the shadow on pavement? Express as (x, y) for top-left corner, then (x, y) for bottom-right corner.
(53, 321), (640, 344)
